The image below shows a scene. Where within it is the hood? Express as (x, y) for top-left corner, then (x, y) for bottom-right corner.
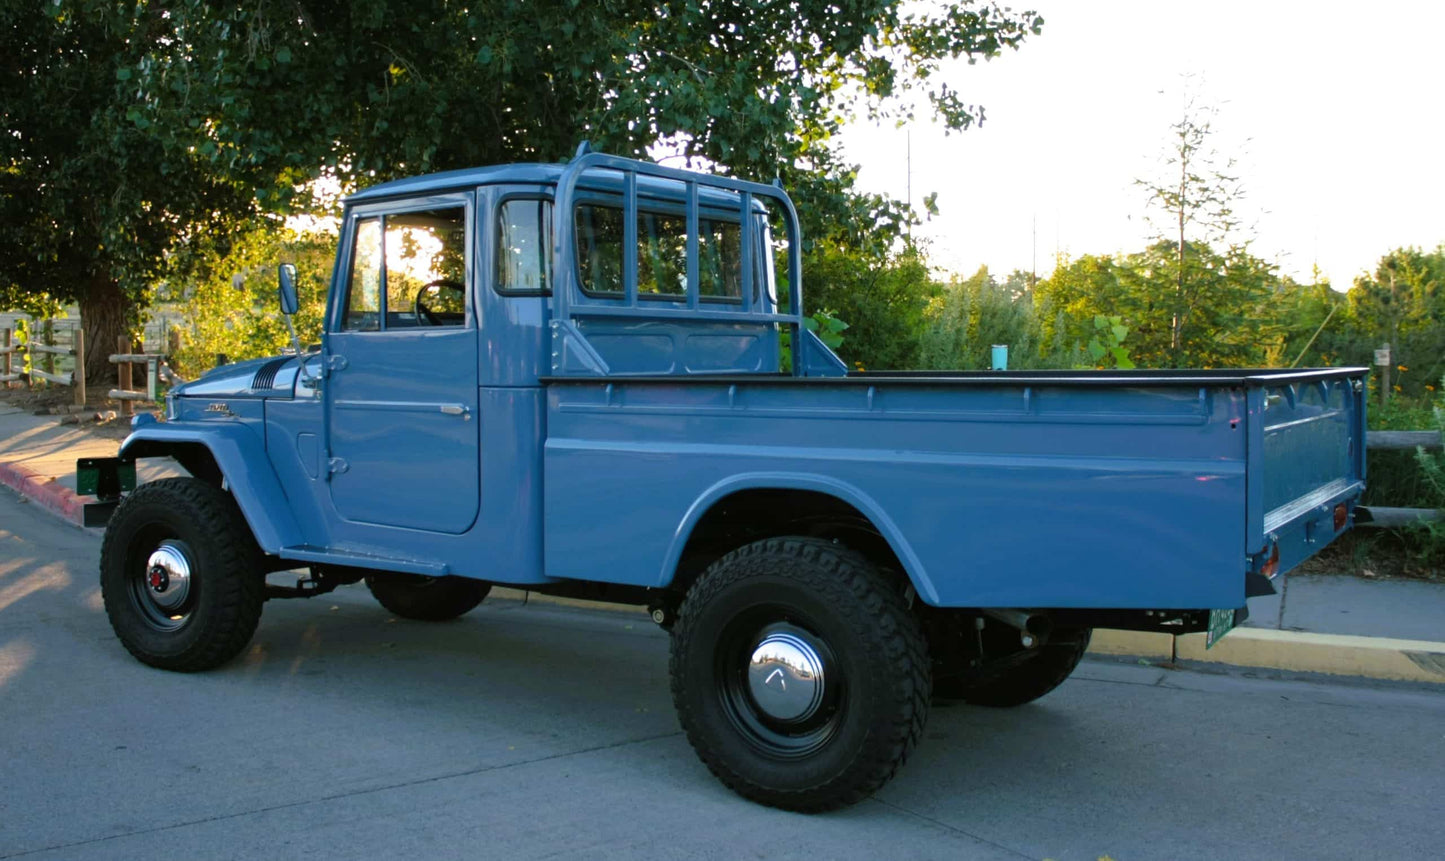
(172, 355), (301, 399)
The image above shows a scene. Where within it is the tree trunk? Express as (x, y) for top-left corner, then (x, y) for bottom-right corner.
(79, 276), (128, 388)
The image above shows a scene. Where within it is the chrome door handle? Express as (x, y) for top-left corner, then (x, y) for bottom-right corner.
(440, 404), (471, 421)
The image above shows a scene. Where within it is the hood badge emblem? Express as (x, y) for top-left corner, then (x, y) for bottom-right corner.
(204, 402), (238, 418)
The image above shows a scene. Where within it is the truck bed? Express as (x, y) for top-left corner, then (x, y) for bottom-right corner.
(540, 368), (1367, 610)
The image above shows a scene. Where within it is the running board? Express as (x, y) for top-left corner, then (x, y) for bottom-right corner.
(277, 545), (449, 577)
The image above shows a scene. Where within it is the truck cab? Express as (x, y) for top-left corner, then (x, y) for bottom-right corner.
(89, 149), (1368, 812)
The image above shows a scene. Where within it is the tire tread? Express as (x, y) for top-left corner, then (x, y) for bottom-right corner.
(670, 536), (929, 812)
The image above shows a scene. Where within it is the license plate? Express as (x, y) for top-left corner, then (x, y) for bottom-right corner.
(76, 458), (136, 498)
(1206, 608), (1236, 649)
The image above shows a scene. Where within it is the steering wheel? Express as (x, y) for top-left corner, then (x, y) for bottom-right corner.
(414, 279), (465, 326)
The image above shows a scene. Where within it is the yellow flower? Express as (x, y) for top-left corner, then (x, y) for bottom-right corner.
(1398, 364), (1409, 372)
(1428, 385), (1437, 392)
(1393, 385), (1402, 392)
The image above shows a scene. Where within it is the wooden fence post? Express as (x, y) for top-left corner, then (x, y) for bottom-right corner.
(117, 334), (134, 417)
(73, 327), (86, 406)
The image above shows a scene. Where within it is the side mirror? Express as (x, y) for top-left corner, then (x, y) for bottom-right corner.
(277, 263), (299, 316)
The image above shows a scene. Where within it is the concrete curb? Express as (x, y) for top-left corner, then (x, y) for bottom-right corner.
(1090, 626), (1445, 684)
(0, 460), (84, 526)
(1175, 628), (1445, 684)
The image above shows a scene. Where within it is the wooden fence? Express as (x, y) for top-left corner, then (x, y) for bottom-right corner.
(1360, 431), (1442, 527)
(109, 333), (183, 415)
(1, 318), (86, 404)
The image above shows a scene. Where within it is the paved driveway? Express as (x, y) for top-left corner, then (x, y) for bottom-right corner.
(2, 489), (1443, 860)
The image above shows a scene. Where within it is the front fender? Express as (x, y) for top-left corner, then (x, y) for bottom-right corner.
(120, 423), (302, 554)
(659, 471), (940, 605)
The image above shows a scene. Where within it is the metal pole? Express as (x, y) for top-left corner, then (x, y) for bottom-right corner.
(73, 327), (85, 405)
(2, 327), (10, 387)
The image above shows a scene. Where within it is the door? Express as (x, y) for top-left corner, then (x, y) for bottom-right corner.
(325, 194), (481, 534)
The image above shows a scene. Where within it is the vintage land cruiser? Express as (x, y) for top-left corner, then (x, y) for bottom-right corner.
(83, 147), (1368, 811)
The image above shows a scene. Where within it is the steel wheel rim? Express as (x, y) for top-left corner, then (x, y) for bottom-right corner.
(716, 613), (845, 759)
(129, 537), (197, 632)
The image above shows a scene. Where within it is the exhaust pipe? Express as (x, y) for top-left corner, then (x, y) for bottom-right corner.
(981, 608), (1053, 648)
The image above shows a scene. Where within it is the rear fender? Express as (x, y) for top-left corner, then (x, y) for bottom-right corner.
(660, 472), (940, 604)
(119, 424), (302, 553)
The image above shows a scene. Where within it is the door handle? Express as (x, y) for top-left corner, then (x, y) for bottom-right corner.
(440, 404), (471, 421)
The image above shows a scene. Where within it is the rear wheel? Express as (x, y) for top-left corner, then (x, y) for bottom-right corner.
(365, 573), (489, 621)
(670, 537), (929, 812)
(100, 478), (265, 671)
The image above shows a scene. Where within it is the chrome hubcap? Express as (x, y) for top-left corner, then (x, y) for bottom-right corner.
(746, 631), (826, 722)
(144, 541), (192, 611)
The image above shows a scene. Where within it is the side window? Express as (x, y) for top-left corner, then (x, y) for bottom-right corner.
(697, 218), (742, 301)
(572, 203), (749, 302)
(637, 211), (687, 297)
(344, 218), (383, 331)
(497, 199), (553, 294)
(385, 207), (467, 327)
(575, 204), (625, 295)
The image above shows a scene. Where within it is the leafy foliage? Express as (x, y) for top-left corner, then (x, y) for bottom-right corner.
(167, 228), (333, 379)
(4, 1), (1043, 381)
(918, 266), (1039, 370)
(1087, 315), (1135, 369)
(806, 242), (935, 369)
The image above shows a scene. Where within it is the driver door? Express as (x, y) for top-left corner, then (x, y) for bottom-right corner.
(325, 193), (481, 534)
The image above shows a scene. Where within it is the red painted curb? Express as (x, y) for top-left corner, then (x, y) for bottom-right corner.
(0, 460), (85, 526)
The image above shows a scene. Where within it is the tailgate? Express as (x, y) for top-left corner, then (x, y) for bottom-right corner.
(1247, 369), (1368, 578)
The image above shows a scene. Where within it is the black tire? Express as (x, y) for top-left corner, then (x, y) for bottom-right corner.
(99, 478), (265, 672)
(936, 626), (1091, 708)
(364, 573), (489, 621)
(670, 536), (929, 812)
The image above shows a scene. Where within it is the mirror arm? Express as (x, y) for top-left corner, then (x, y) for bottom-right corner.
(284, 314), (318, 384)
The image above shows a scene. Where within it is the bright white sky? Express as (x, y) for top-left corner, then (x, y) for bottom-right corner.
(839, 0), (1445, 290)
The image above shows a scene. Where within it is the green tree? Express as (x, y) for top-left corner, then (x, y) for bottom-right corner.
(1340, 246), (1445, 394)
(1263, 271), (1346, 368)
(167, 227), (335, 380)
(918, 266), (1039, 370)
(0, 3), (271, 383)
(6, 1), (1042, 377)
(1031, 253), (1130, 366)
(1136, 90), (1258, 366)
(805, 242), (935, 369)
(1115, 240), (1274, 368)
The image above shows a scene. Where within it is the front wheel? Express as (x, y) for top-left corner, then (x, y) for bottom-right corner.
(670, 537), (930, 812)
(99, 478), (265, 672)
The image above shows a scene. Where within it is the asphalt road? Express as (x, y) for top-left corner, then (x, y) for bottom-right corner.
(2, 488), (1443, 861)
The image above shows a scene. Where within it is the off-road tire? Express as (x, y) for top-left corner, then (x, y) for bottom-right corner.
(100, 478), (265, 672)
(670, 536), (930, 812)
(365, 573), (489, 621)
(936, 627), (1092, 707)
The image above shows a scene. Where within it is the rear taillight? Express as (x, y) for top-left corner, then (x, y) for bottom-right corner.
(1334, 503), (1348, 531)
(1260, 543), (1281, 579)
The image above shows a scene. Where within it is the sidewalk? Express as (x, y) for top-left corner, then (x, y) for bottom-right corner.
(2, 396), (1442, 685)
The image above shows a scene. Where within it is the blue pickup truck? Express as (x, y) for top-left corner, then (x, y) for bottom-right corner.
(84, 148), (1368, 811)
